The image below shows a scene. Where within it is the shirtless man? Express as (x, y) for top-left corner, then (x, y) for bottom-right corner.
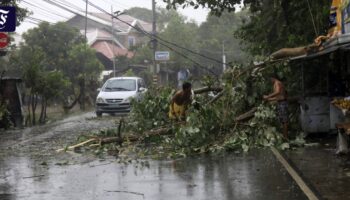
(169, 82), (192, 121)
(263, 76), (288, 139)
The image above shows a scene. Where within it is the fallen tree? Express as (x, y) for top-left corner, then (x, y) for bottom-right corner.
(63, 62), (303, 158)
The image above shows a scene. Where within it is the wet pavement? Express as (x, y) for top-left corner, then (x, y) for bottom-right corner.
(0, 112), (117, 158)
(2, 112), (348, 199)
(285, 135), (350, 200)
(0, 151), (307, 200)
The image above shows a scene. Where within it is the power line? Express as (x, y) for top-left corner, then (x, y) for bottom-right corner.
(24, 20), (40, 25)
(40, 0), (220, 76)
(27, 16), (45, 23)
(43, 0), (81, 16)
(85, 0), (230, 69)
(22, 0), (70, 20)
(83, 0), (219, 76)
(26, 8), (64, 22)
(23, 16), (87, 37)
(99, 0), (129, 10)
(54, 0), (84, 12)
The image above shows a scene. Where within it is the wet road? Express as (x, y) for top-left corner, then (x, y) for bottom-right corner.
(0, 151), (307, 200)
(0, 112), (309, 200)
(286, 139), (350, 200)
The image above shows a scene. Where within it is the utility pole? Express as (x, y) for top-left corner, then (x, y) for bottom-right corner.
(222, 41), (226, 73)
(111, 6), (116, 77)
(152, 0), (157, 76)
(81, 0), (88, 111)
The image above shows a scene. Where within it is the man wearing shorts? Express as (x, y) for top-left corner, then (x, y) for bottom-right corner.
(263, 76), (288, 139)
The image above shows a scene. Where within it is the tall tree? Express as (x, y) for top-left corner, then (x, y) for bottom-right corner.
(159, 13), (199, 70)
(22, 22), (85, 71)
(14, 45), (46, 125)
(197, 10), (251, 73)
(165, 0), (331, 56)
(21, 22), (102, 110)
(66, 44), (103, 108)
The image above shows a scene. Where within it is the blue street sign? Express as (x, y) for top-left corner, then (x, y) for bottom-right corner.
(155, 51), (170, 61)
(0, 7), (16, 32)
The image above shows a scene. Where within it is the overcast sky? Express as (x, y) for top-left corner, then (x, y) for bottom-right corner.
(16, 0), (210, 34)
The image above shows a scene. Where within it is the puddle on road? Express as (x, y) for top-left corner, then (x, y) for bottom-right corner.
(0, 150), (307, 200)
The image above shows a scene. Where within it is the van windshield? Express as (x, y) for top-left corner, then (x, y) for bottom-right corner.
(103, 79), (136, 92)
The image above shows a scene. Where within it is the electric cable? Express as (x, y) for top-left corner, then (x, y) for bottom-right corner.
(83, 0), (220, 76)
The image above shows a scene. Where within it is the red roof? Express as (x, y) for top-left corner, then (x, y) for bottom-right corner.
(92, 41), (134, 59)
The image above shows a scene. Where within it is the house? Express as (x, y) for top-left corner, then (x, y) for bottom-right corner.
(66, 12), (152, 71)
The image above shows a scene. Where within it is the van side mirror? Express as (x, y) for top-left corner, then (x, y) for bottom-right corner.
(139, 87), (146, 92)
(97, 88), (101, 92)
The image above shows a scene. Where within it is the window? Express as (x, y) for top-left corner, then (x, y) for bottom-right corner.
(103, 79), (136, 91)
(128, 36), (135, 47)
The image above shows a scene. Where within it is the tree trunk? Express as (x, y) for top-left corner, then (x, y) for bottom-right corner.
(44, 99), (47, 121)
(79, 77), (85, 111)
(39, 96), (45, 124)
(63, 92), (81, 112)
(31, 94), (38, 125)
(235, 108), (258, 122)
(39, 96), (47, 124)
(26, 94), (32, 126)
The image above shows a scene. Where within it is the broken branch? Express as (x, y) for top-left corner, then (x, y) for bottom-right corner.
(194, 86), (223, 94)
(57, 138), (96, 152)
(235, 108), (257, 122)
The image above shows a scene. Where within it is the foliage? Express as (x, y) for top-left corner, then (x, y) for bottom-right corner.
(236, 0), (330, 56)
(164, 0), (241, 16)
(158, 14), (199, 70)
(122, 63), (297, 158)
(128, 87), (174, 134)
(22, 22), (85, 72)
(129, 8), (200, 72)
(123, 69), (135, 77)
(16, 22), (103, 114)
(67, 43), (103, 85)
(128, 7), (249, 78)
(0, 103), (12, 129)
(165, 0), (331, 56)
(11, 22), (103, 124)
(197, 10), (251, 74)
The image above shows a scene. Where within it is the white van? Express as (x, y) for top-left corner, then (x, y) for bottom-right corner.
(95, 77), (146, 116)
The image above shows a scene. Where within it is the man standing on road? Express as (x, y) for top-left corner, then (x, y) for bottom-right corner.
(263, 76), (288, 139)
(169, 82), (192, 121)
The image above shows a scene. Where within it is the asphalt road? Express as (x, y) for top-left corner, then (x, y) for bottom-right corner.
(0, 112), (311, 200)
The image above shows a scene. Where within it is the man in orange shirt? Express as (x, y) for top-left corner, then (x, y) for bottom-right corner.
(169, 82), (192, 121)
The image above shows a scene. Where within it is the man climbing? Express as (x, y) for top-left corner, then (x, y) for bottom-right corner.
(263, 76), (288, 139)
(169, 82), (192, 121)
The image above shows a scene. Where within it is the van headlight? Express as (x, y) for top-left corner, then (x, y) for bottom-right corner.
(96, 97), (105, 103)
(122, 98), (131, 103)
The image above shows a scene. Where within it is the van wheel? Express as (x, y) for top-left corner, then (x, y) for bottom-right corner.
(96, 112), (102, 117)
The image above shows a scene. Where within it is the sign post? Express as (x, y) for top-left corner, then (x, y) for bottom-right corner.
(154, 51), (170, 85)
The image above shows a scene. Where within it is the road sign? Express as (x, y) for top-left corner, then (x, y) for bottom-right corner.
(0, 33), (8, 49)
(155, 51), (170, 61)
